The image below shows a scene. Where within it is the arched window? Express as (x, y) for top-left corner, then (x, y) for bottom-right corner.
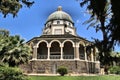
(37, 42), (48, 59)
(63, 41), (74, 59)
(86, 47), (91, 61)
(79, 44), (85, 60)
(69, 23), (71, 26)
(50, 41), (61, 59)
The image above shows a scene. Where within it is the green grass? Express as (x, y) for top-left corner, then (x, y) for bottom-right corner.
(29, 75), (120, 80)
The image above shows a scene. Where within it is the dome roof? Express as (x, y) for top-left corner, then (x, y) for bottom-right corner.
(46, 6), (73, 23)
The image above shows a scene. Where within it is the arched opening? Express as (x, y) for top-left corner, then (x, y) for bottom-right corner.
(37, 42), (48, 59)
(86, 47), (92, 61)
(79, 44), (85, 60)
(50, 41), (60, 59)
(63, 41), (74, 59)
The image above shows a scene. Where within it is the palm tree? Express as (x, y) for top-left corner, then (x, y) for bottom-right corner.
(0, 29), (10, 60)
(80, 0), (113, 73)
(0, 29), (31, 67)
(80, 0), (120, 55)
(80, 0), (112, 51)
(109, 0), (120, 45)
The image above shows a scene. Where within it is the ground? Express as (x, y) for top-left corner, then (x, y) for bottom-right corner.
(29, 75), (120, 80)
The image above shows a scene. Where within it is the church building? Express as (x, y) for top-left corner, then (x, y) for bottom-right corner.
(22, 6), (100, 74)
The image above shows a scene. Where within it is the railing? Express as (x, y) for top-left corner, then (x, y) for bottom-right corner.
(50, 55), (74, 59)
(50, 52), (61, 54)
(79, 56), (85, 60)
(37, 55), (74, 59)
(50, 55), (61, 59)
(63, 55), (74, 59)
(37, 55), (47, 59)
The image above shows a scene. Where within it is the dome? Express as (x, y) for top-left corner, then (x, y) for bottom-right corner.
(46, 6), (73, 23)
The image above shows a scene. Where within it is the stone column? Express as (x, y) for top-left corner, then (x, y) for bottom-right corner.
(76, 46), (79, 60)
(60, 46), (63, 60)
(47, 46), (50, 60)
(32, 46), (38, 60)
(94, 47), (97, 61)
(91, 49), (94, 62)
(74, 46), (76, 59)
(84, 47), (87, 61)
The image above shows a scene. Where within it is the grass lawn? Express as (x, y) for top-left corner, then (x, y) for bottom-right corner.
(29, 75), (120, 80)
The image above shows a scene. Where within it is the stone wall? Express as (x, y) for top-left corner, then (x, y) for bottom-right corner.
(20, 60), (100, 74)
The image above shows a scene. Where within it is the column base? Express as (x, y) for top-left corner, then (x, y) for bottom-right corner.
(32, 58), (37, 60)
(47, 58), (50, 60)
(74, 58), (79, 60)
(60, 58), (63, 60)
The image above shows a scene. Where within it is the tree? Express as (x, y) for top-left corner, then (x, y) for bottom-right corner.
(79, 0), (120, 73)
(80, 0), (111, 66)
(110, 52), (120, 66)
(0, 29), (31, 67)
(0, 63), (29, 80)
(0, 0), (34, 18)
(109, 0), (120, 45)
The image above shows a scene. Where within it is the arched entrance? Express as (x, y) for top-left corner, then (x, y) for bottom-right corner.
(79, 44), (85, 60)
(86, 47), (91, 61)
(63, 41), (74, 59)
(50, 41), (61, 59)
(37, 42), (48, 59)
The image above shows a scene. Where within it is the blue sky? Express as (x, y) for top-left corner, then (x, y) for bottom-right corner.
(0, 0), (119, 52)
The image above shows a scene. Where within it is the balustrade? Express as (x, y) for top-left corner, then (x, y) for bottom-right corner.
(37, 54), (74, 59)
(50, 55), (61, 59)
(63, 55), (74, 59)
(37, 55), (47, 59)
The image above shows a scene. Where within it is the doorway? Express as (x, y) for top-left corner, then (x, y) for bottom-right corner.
(52, 64), (57, 74)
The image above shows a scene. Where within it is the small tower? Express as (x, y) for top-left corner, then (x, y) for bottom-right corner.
(43, 6), (76, 35)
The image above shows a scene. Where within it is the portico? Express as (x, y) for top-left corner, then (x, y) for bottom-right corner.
(32, 39), (96, 62)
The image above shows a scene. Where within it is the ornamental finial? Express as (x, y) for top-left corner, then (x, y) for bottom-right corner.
(57, 6), (62, 11)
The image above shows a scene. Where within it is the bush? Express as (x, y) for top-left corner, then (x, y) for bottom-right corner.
(57, 66), (68, 76)
(109, 66), (120, 74)
(0, 64), (29, 80)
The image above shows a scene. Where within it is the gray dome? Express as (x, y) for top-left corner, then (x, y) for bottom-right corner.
(46, 6), (73, 23)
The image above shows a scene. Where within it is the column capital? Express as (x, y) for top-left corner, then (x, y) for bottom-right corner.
(76, 45), (79, 48)
(91, 48), (94, 52)
(60, 45), (64, 48)
(47, 45), (51, 48)
(33, 46), (38, 48)
(73, 45), (75, 47)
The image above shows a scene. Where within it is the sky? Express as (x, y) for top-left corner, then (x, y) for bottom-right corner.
(0, 0), (119, 52)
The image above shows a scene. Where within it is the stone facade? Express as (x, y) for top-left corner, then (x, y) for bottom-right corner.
(21, 60), (100, 74)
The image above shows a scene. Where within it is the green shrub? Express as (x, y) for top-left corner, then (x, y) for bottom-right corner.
(57, 66), (68, 76)
(0, 64), (29, 80)
(109, 66), (120, 74)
